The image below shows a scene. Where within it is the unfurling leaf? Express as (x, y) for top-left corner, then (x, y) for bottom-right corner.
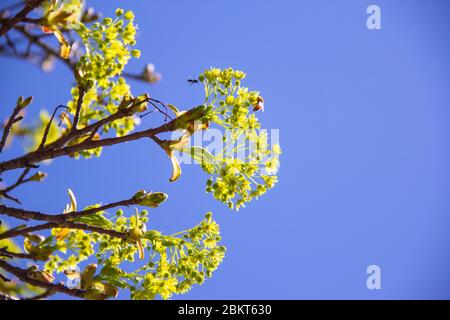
(53, 29), (71, 59)
(54, 189), (77, 241)
(26, 265), (55, 284)
(73, 211), (113, 228)
(84, 281), (118, 300)
(136, 192), (168, 208)
(81, 264), (97, 289)
(169, 154), (181, 182)
(67, 189), (77, 212)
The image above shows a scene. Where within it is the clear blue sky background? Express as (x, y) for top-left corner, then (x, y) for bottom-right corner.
(1, 0), (450, 299)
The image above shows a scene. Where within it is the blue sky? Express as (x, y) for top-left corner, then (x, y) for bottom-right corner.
(1, 0), (450, 299)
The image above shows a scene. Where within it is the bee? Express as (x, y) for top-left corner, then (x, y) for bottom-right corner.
(187, 78), (199, 85)
(253, 96), (265, 112)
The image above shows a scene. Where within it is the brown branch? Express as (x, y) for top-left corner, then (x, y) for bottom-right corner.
(0, 105), (205, 173)
(0, 194), (139, 226)
(0, 0), (45, 37)
(23, 289), (55, 300)
(0, 221), (127, 241)
(38, 105), (69, 150)
(0, 99), (27, 153)
(4, 25), (160, 86)
(0, 246), (33, 260)
(0, 292), (17, 300)
(1, 193), (22, 205)
(0, 259), (85, 298)
(1, 272), (11, 282)
(0, 222), (53, 239)
(45, 97), (150, 151)
(71, 88), (85, 132)
(0, 116), (173, 172)
(0, 168), (30, 195)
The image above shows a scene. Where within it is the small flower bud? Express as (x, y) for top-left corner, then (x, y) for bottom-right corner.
(30, 172), (47, 182)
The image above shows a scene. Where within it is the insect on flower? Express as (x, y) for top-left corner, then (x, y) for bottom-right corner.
(253, 96), (265, 112)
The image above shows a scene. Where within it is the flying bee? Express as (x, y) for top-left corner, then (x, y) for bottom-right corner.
(253, 96), (265, 112)
(187, 78), (199, 85)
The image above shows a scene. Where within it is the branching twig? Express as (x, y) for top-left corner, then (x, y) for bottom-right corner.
(0, 292), (17, 300)
(0, 259), (86, 298)
(0, 220), (127, 240)
(1, 271), (11, 282)
(0, 105), (205, 172)
(38, 105), (69, 150)
(23, 289), (55, 300)
(0, 168), (30, 194)
(0, 99), (28, 153)
(71, 88), (85, 132)
(1, 193), (22, 204)
(0, 168), (37, 204)
(0, 194), (141, 226)
(0, 0), (45, 37)
(45, 97), (151, 150)
(0, 246), (33, 260)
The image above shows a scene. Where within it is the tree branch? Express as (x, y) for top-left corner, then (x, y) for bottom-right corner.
(0, 220), (127, 240)
(71, 87), (85, 132)
(0, 272), (11, 282)
(0, 259), (86, 298)
(23, 289), (55, 300)
(0, 0), (45, 37)
(0, 99), (27, 153)
(0, 246), (33, 260)
(0, 111), (190, 173)
(45, 97), (150, 151)
(0, 292), (17, 300)
(38, 105), (69, 150)
(0, 195), (139, 226)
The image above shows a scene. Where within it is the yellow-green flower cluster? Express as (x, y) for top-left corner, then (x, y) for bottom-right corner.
(200, 67), (260, 130)
(64, 9), (140, 158)
(185, 68), (281, 209)
(39, 206), (224, 300)
(131, 212), (225, 300)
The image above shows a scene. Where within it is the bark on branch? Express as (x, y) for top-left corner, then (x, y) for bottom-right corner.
(0, 0), (45, 37)
(0, 259), (86, 298)
(0, 195), (140, 225)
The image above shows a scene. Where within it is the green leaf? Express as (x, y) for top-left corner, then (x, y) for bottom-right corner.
(72, 206), (113, 228)
(182, 146), (217, 167)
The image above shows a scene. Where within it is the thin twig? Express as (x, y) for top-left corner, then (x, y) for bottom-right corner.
(0, 195), (140, 226)
(0, 273), (11, 282)
(71, 88), (85, 132)
(0, 0), (45, 37)
(0, 292), (17, 300)
(0, 106), (205, 172)
(38, 105), (69, 150)
(4, 33), (18, 54)
(0, 168), (30, 194)
(0, 221), (127, 240)
(0, 168), (32, 204)
(1, 193), (21, 204)
(0, 99), (27, 153)
(23, 289), (55, 300)
(0, 259), (86, 298)
(0, 246), (33, 260)
(45, 98), (150, 150)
